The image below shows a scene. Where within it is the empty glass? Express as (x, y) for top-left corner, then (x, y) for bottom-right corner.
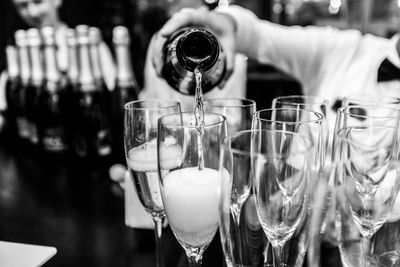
(335, 125), (400, 267)
(219, 130), (267, 267)
(253, 108), (324, 267)
(251, 129), (312, 267)
(333, 105), (400, 267)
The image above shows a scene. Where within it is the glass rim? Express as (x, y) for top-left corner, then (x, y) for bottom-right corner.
(253, 129), (313, 157)
(124, 99), (181, 111)
(273, 95), (329, 105)
(158, 111), (227, 128)
(224, 129), (313, 157)
(337, 105), (400, 119)
(343, 94), (400, 105)
(254, 108), (324, 124)
(336, 125), (398, 149)
(204, 97), (256, 108)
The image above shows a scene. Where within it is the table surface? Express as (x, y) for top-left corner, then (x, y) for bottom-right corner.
(0, 241), (57, 267)
(0, 131), (340, 267)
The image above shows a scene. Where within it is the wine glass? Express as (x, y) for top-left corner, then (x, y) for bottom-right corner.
(253, 108), (324, 267)
(219, 130), (267, 267)
(251, 129), (312, 267)
(335, 125), (400, 267)
(157, 112), (227, 267)
(333, 105), (400, 267)
(204, 98), (256, 132)
(124, 99), (181, 267)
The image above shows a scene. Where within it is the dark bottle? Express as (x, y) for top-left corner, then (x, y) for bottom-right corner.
(26, 28), (44, 146)
(112, 26), (139, 163)
(161, 27), (227, 95)
(4, 45), (20, 136)
(38, 26), (70, 152)
(15, 29), (39, 144)
(74, 25), (113, 160)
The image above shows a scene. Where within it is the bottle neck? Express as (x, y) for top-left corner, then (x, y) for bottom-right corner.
(78, 42), (96, 91)
(67, 44), (79, 84)
(89, 43), (102, 82)
(176, 28), (219, 72)
(30, 45), (44, 85)
(115, 44), (136, 85)
(6, 46), (19, 79)
(44, 44), (60, 84)
(18, 46), (31, 84)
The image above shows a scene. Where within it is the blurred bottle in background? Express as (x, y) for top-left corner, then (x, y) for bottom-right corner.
(26, 28), (44, 148)
(15, 29), (39, 144)
(74, 25), (113, 166)
(66, 29), (80, 91)
(38, 27), (71, 153)
(88, 27), (109, 95)
(4, 44), (20, 137)
(112, 26), (139, 164)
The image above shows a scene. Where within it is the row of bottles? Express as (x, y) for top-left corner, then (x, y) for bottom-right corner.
(5, 25), (139, 166)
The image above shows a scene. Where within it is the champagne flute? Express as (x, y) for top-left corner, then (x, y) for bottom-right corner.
(335, 125), (400, 267)
(204, 98), (256, 221)
(124, 100), (181, 267)
(219, 130), (266, 267)
(157, 112), (227, 267)
(273, 96), (334, 265)
(333, 105), (400, 267)
(251, 129), (312, 267)
(253, 108), (324, 267)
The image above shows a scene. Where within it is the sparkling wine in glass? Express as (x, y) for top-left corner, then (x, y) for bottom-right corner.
(158, 112), (228, 267)
(124, 100), (181, 267)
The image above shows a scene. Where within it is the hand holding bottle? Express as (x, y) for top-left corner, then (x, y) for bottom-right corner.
(151, 7), (237, 88)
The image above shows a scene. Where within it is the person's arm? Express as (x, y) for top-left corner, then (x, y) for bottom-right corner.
(159, 6), (364, 89)
(222, 6), (364, 85)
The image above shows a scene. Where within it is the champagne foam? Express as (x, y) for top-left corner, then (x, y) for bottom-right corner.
(127, 137), (183, 172)
(162, 167), (227, 247)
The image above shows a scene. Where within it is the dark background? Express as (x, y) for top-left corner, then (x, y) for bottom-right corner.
(0, 0), (300, 109)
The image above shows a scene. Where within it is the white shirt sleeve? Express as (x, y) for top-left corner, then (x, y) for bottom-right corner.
(219, 5), (365, 94)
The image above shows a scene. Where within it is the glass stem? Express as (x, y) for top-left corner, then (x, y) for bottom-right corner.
(232, 207), (244, 265)
(153, 216), (164, 267)
(361, 235), (371, 267)
(188, 255), (203, 267)
(272, 244), (285, 267)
